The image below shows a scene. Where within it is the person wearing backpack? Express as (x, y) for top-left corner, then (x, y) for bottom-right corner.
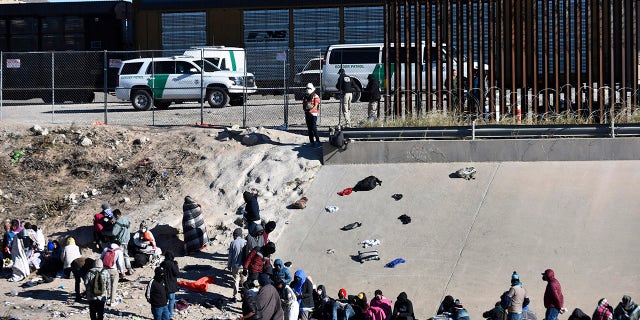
(100, 242), (125, 306)
(146, 266), (170, 320)
(85, 259), (111, 320)
(507, 271), (528, 320)
(159, 250), (179, 319)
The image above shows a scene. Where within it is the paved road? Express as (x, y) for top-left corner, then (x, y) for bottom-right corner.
(0, 93), (370, 128)
(276, 161), (640, 320)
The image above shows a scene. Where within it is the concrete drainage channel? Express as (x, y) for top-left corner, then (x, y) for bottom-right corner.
(323, 124), (640, 164)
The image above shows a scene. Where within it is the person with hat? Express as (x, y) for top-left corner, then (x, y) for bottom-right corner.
(61, 236), (81, 278)
(333, 288), (355, 320)
(542, 268), (565, 320)
(302, 82), (321, 146)
(614, 295), (640, 320)
(85, 258), (110, 320)
(228, 227), (247, 303)
(273, 258), (292, 286)
(335, 69), (354, 127)
(507, 271), (528, 320)
(453, 299), (471, 320)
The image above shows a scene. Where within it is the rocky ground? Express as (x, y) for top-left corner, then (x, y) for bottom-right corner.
(0, 122), (323, 320)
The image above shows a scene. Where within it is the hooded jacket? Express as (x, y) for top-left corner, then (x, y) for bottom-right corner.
(160, 251), (179, 293)
(273, 259), (292, 285)
(593, 300), (614, 320)
(614, 296), (640, 320)
(543, 269), (564, 309)
(393, 292), (414, 320)
(244, 192), (261, 223)
(292, 269), (314, 309)
(85, 260), (111, 302)
(257, 279), (284, 320)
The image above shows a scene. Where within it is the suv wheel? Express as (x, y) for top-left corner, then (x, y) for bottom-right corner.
(131, 90), (152, 111)
(154, 100), (172, 109)
(206, 88), (229, 108)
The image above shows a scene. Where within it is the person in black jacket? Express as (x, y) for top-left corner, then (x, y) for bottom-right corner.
(160, 250), (179, 319)
(392, 292), (414, 320)
(364, 74), (381, 120)
(147, 266), (169, 320)
(336, 68), (354, 127)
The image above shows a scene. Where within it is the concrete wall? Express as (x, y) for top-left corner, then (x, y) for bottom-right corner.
(323, 138), (640, 164)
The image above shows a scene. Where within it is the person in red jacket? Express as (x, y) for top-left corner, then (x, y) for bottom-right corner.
(542, 268), (565, 320)
(243, 242), (275, 282)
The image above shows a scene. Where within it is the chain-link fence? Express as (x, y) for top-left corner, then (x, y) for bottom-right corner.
(3, 49), (640, 127)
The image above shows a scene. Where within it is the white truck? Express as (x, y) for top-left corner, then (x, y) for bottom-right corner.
(183, 46), (248, 73)
(115, 55), (256, 110)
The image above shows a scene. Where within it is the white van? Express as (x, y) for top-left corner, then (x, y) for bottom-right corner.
(322, 42), (479, 101)
(184, 46), (247, 73)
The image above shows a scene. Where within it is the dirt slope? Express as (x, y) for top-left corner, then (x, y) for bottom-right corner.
(0, 122), (322, 320)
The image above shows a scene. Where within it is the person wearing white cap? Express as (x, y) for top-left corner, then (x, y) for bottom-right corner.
(302, 83), (321, 146)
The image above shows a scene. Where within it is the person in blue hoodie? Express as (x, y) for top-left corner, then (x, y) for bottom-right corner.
(291, 269), (314, 320)
(273, 259), (292, 285)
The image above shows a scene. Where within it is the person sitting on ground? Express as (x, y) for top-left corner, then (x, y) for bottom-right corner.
(361, 292), (386, 320)
(182, 196), (209, 255)
(568, 308), (592, 320)
(594, 298), (614, 320)
(453, 300), (471, 320)
(438, 295), (456, 316)
(484, 300), (507, 320)
(313, 284), (334, 320)
(370, 289), (392, 318)
(273, 258), (292, 286)
(61, 236), (81, 278)
(37, 239), (63, 278)
(85, 259), (111, 320)
(70, 256), (95, 302)
(133, 221), (157, 252)
(392, 292), (414, 320)
(614, 296), (640, 320)
(333, 288), (356, 320)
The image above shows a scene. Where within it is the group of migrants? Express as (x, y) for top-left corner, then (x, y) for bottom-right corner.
(1, 195), (209, 320)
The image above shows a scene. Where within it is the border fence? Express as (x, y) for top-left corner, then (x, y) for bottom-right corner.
(1, 0), (640, 128)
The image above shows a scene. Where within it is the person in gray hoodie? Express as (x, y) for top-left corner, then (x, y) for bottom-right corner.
(110, 209), (133, 275)
(228, 228), (247, 302)
(85, 259), (111, 320)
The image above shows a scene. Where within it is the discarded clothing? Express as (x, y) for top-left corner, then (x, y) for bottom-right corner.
(325, 206), (339, 213)
(291, 197), (308, 209)
(358, 250), (380, 263)
(361, 239), (381, 248)
(385, 258), (406, 268)
(177, 275), (216, 293)
(353, 176), (383, 191)
(398, 214), (412, 224)
(337, 188), (353, 196)
(392, 194), (403, 201)
(341, 222), (361, 231)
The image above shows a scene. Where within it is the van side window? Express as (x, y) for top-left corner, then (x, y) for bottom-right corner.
(384, 46), (419, 63)
(329, 47), (379, 64)
(121, 62), (143, 75)
(176, 61), (193, 74)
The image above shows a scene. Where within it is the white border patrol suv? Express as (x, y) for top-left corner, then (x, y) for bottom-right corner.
(115, 56), (257, 110)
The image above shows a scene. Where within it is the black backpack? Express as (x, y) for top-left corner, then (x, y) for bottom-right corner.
(330, 131), (347, 150)
(353, 176), (382, 191)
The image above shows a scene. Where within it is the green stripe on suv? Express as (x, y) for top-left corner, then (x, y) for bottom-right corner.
(148, 74), (170, 98)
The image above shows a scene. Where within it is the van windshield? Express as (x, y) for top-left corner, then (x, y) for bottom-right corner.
(193, 59), (222, 72)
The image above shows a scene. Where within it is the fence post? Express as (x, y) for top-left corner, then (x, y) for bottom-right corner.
(0, 51), (3, 121)
(283, 49), (289, 130)
(50, 52), (55, 122)
(103, 50), (108, 124)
